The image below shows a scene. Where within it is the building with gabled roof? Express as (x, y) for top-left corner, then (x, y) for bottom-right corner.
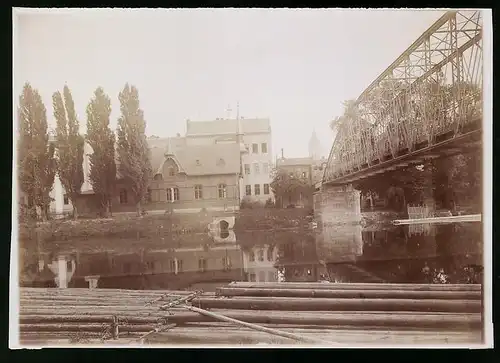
(185, 117), (273, 204)
(110, 135), (244, 214)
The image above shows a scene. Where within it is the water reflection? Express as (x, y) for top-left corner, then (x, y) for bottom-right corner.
(20, 219), (483, 290)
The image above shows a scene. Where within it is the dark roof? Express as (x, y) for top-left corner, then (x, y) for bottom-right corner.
(149, 137), (240, 176)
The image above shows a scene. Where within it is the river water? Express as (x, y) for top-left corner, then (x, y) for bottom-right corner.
(19, 218), (483, 291)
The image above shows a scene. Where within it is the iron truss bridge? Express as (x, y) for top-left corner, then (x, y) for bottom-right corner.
(323, 10), (483, 186)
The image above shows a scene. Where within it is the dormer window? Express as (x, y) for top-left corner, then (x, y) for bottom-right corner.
(195, 159), (201, 166)
(217, 158), (225, 166)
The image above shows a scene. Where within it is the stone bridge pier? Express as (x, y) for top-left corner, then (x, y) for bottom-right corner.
(313, 183), (362, 225)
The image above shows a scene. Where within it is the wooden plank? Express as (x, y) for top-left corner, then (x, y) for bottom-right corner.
(393, 214), (481, 225)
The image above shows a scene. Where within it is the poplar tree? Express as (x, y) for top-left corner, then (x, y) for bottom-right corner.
(18, 82), (56, 221)
(53, 85), (85, 219)
(116, 83), (152, 216)
(85, 87), (116, 217)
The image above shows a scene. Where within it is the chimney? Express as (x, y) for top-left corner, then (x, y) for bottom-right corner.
(281, 148), (284, 159)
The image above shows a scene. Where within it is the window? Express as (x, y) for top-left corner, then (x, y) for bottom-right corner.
(267, 247), (274, 261)
(168, 167), (175, 177)
(146, 188), (152, 203)
(249, 273), (256, 282)
(252, 143), (258, 153)
(63, 194), (69, 205)
(249, 251), (255, 262)
(254, 184), (260, 195)
(178, 260), (183, 272)
(218, 184), (227, 199)
(261, 143), (268, 153)
(263, 184), (270, 195)
(302, 171), (308, 178)
(253, 163), (260, 174)
(258, 249), (264, 262)
(153, 173), (163, 181)
(245, 185), (252, 196)
(244, 164), (250, 175)
(262, 163), (269, 174)
(166, 187), (179, 202)
(169, 260), (176, 272)
(217, 158), (225, 166)
(195, 159), (201, 166)
(119, 189), (128, 204)
(198, 258), (207, 272)
(194, 185), (203, 200)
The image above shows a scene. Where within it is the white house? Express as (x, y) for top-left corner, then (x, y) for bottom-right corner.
(185, 117), (274, 204)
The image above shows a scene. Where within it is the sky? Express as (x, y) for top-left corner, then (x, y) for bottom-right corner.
(14, 8), (445, 158)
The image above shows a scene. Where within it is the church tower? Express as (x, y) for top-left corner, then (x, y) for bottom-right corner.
(308, 129), (323, 161)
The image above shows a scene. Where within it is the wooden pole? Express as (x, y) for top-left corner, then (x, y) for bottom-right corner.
(216, 287), (481, 300)
(191, 296), (482, 313)
(180, 304), (331, 345)
(227, 282), (482, 292)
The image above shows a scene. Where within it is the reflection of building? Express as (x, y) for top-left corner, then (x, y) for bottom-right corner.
(276, 237), (327, 282)
(242, 245), (279, 282)
(186, 117), (273, 204)
(36, 243), (245, 290)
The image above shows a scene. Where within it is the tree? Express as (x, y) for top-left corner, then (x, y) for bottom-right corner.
(18, 82), (57, 221)
(86, 87), (117, 217)
(116, 84), (152, 216)
(53, 85), (85, 220)
(270, 168), (314, 208)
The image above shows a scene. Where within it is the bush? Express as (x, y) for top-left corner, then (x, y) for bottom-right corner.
(264, 198), (275, 208)
(240, 197), (263, 209)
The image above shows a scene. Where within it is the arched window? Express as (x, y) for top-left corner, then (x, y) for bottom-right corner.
(217, 183), (227, 199)
(154, 173), (163, 181)
(166, 187), (179, 202)
(194, 185), (203, 200)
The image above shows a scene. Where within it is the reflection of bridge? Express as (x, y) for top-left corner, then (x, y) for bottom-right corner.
(323, 10), (482, 186)
(315, 10), (483, 223)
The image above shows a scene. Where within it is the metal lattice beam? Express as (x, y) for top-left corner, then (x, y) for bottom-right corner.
(324, 10), (483, 185)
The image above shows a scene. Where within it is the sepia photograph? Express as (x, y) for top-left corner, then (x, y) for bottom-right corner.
(11, 7), (492, 348)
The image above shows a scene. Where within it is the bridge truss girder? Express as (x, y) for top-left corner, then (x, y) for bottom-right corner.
(324, 10), (483, 185)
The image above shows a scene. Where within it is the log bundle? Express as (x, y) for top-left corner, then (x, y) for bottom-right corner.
(17, 282), (483, 346)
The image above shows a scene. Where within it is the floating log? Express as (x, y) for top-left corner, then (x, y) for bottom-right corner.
(228, 282), (482, 292)
(19, 310), (482, 330)
(216, 287), (481, 301)
(393, 214), (481, 225)
(19, 323), (168, 333)
(191, 296), (482, 313)
(181, 304), (331, 345)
